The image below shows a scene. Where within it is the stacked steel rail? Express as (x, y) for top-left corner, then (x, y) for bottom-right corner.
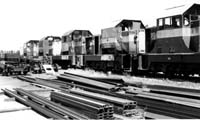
(121, 90), (200, 119)
(57, 74), (200, 119)
(2, 89), (67, 120)
(69, 89), (137, 116)
(14, 88), (89, 120)
(51, 91), (114, 119)
(17, 75), (200, 119)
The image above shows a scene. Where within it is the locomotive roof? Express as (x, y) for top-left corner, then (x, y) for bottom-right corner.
(115, 19), (145, 28)
(27, 40), (39, 43)
(62, 30), (93, 36)
(40, 36), (61, 42)
(159, 3), (200, 18)
(45, 36), (61, 40)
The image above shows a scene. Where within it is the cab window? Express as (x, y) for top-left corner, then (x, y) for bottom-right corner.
(157, 19), (164, 30)
(184, 17), (190, 26)
(157, 15), (182, 30)
(172, 16), (181, 27)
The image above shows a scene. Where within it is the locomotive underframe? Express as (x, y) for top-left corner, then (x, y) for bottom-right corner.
(141, 53), (200, 76)
(84, 54), (135, 73)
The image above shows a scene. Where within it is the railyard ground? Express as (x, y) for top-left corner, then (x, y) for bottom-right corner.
(0, 68), (200, 119)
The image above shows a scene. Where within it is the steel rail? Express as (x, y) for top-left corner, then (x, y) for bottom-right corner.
(138, 91), (200, 105)
(58, 74), (116, 91)
(15, 88), (89, 120)
(99, 91), (197, 119)
(57, 91), (109, 107)
(67, 85), (200, 119)
(144, 111), (179, 119)
(51, 91), (112, 110)
(64, 72), (125, 85)
(17, 76), (35, 83)
(146, 84), (200, 93)
(17, 75), (200, 119)
(58, 79), (199, 118)
(69, 89), (136, 115)
(125, 91), (200, 118)
(17, 76), (65, 91)
(51, 92), (113, 119)
(2, 88), (67, 119)
(145, 84), (200, 99)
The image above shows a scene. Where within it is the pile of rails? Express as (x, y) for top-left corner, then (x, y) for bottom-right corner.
(2, 88), (88, 120)
(57, 72), (200, 119)
(51, 89), (138, 119)
(51, 91), (114, 119)
(17, 75), (140, 119)
(68, 89), (137, 116)
(16, 73), (200, 119)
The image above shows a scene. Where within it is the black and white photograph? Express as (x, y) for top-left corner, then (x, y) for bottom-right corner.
(0, 0), (200, 119)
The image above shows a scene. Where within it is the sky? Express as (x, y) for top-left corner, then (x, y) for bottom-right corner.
(0, 0), (199, 51)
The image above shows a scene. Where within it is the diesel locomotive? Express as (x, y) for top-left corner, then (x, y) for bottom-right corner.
(25, 3), (200, 76)
(143, 3), (200, 76)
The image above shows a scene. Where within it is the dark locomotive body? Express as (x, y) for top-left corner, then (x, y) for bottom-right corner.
(142, 4), (200, 76)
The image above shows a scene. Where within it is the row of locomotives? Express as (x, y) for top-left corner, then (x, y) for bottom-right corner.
(60, 20), (146, 73)
(84, 19), (146, 73)
(141, 3), (200, 77)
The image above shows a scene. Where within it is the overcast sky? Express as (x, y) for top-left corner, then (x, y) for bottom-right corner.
(0, 0), (199, 51)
